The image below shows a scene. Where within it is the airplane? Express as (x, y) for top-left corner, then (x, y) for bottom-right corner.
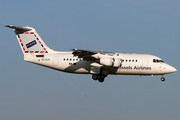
(6, 25), (177, 83)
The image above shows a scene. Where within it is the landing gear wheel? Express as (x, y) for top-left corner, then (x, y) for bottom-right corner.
(98, 77), (104, 83)
(161, 77), (165, 82)
(92, 74), (98, 80)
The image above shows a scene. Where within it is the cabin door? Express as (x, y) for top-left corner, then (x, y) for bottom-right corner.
(142, 58), (148, 67)
(53, 56), (59, 66)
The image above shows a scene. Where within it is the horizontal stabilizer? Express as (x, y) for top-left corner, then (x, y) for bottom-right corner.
(5, 25), (32, 31)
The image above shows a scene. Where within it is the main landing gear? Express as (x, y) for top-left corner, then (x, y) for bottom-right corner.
(92, 74), (106, 83)
(92, 67), (107, 83)
(161, 75), (165, 82)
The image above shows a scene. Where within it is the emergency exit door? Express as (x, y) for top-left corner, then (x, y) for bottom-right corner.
(53, 56), (59, 66)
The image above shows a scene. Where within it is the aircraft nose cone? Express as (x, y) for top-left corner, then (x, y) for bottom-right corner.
(170, 66), (177, 73)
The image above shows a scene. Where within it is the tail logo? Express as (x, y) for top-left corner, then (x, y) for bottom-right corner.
(5, 25), (51, 54)
(26, 40), (37, 48)
(17, 32), (48, 53)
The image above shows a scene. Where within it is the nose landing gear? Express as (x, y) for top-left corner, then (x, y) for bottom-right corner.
(161, 75), (165, 82)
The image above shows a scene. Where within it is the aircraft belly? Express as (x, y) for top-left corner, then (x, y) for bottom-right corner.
(90, 66), (100, 74)
(62, 61), (90, 74)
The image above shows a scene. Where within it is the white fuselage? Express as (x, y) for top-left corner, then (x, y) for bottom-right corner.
(24, 52), (176, 76)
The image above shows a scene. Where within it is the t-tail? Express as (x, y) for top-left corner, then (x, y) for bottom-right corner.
(5, 25), (60, 69)
(5, 25), (54, 54)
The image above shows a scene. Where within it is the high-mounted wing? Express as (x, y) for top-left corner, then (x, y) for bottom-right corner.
(71, 49), (115, 58)
(71, 49), (122, 68)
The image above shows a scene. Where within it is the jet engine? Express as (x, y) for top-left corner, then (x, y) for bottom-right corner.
(100, 57), (122, 67)
(113, 58), (122, 67)
(100, 57), (114, 66)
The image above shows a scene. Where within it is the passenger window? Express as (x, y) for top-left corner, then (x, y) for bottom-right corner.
(132, 60), (134, 62)
(129, 60), (131, 62)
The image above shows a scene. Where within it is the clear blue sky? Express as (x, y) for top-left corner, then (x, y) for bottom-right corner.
(0, 0), (180, 120)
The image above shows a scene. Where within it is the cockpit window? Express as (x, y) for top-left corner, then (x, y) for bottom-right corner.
(160, 60), (164, 63)
(153, 59), (165, 63)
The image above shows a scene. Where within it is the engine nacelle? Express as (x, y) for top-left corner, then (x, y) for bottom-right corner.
(113, 58), (121, 67)
(100, 57), (114, 66)
(100, 57), (122, 67)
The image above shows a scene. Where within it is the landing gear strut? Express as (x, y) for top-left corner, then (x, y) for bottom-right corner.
(161, 75), (165, 82)
(92, 68), (107, 83)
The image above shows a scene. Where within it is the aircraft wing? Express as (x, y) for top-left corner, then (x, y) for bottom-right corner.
(71, 49), (115, 58)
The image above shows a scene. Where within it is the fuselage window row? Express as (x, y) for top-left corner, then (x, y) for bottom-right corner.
(63, 58), (138, 62)
(122, 59), (138, 62)
(63, 58), (86, 61)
